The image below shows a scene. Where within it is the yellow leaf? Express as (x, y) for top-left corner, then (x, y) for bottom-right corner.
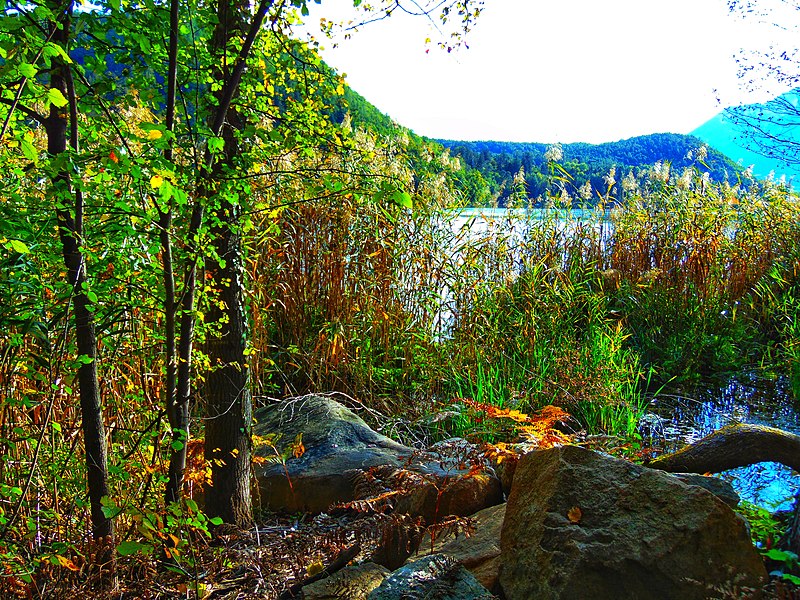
(150, 175), (164, 189)
(56, 555), (80, 572)
(567, 506), (582, 524)
(306, 560), (324, 577)
(147, 129), (163, 140)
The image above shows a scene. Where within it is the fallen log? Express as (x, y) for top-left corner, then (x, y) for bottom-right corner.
(648, 423), (800, 475)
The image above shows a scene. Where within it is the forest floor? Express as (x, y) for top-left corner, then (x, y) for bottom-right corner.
(48, 511), (396, 599)
(41, 508), (800, 600)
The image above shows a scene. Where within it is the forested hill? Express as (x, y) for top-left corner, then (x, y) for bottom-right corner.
(437, 134), (744, 206)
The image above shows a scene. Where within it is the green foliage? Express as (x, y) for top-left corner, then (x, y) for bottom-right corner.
(763, 549), (800, 586)
(742, 496), (800, 586)
(739, 501), (785, 548)
(441, 134), (743, 206)
(105, 497), (220, 562)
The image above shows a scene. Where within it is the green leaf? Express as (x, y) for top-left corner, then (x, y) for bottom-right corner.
(51, 422), (62, 433)
(208, 136), (225, 153)
(764, 548), (795, 561)
(392, 191), (413, 209)
(209, 516), (223, 526)
(5, 239), (30, 254)
(117, 541), (152, 556)
(47, 88), (68, 108)
(41, 43), (72, 63)
(86, 290), (98, 303)
(109, 0), (121, 10)
(20, 139), (37, 163)
(171, 440), (184, 452)
(19, 63), (37, 78)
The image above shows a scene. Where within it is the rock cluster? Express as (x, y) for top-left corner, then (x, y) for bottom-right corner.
(256, 396), (768, 599)
(253, 395), (502, 522)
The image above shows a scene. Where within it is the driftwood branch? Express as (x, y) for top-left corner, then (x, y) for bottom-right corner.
(648, 423), (800, 474)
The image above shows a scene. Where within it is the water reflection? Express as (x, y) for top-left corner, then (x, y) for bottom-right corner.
(651, 376), (799, 510)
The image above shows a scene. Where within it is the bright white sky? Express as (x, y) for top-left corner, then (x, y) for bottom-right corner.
(299, 0), (798, 144)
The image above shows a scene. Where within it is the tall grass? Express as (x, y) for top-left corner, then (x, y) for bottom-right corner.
(248, 153), (800, 441)
(610, 166), (800, 381)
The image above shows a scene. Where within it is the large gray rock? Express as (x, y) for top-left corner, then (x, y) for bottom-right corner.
(500, 445), (767, 600)
(253, 395), (408, 513)
(368, 555), (496, 600)
(254, 396), (502, 521)
(671, 472), (740, 508)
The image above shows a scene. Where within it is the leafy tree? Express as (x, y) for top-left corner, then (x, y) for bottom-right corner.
(0, 1), (114, 565)
(0, 6), (487, 574)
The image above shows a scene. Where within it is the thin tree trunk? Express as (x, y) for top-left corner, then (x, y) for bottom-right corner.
(46, 0), (113, 560)
(162, 0), (187, 508)
(201, 0), (271, 526)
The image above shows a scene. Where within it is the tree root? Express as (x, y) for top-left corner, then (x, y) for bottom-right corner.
(648, 423), (800, 475)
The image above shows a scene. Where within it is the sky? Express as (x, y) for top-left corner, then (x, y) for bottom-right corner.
(298, 0), (799, 144)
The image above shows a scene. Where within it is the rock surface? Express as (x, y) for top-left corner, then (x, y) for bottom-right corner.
(253, 396), (502, 520)
(671, 472), (740, 508)
(409, 503), (505, 593)
(301, 562), (389, 600)
(368, 554), (496, 600)
(500, 445), (767, 600)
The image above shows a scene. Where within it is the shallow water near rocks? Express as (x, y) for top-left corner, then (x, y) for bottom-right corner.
(649, 375), (800, 511)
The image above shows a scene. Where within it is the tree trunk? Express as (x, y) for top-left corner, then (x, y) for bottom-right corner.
(162, 0), (187, 509)
(46, 0), (113, 558)
(203, 199), (252, 525)
(201, 0), (257, 527)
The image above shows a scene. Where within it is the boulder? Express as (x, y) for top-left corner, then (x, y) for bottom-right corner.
(368, 554), (497, 600)
(392, 467), (502, 525)
(253, 396), (408, 513)
(500, 445), (767, 600)
(254, 396), (502, 521)
(301, 562), (389, 600)
(410, 503), (505, 593)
